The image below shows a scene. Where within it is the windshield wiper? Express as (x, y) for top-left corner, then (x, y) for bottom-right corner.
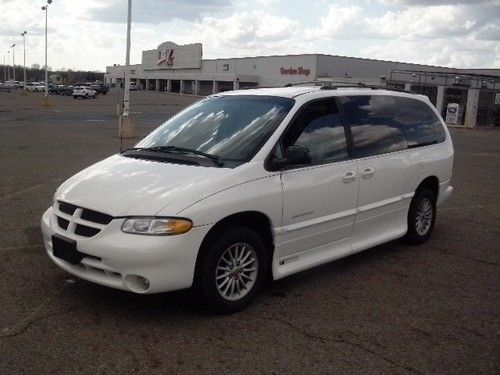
(126, 146), (222, 166)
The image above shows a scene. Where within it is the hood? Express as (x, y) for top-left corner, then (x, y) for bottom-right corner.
(55, 154), (234, 217)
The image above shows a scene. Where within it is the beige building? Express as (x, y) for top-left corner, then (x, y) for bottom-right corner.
(105, 41), (500, 127)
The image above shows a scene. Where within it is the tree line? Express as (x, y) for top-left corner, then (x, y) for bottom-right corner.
(1, 64), (104, 84)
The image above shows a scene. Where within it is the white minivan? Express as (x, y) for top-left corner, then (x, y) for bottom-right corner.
(41, 86), (454, 313)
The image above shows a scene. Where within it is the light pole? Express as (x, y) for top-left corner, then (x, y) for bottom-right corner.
(41, 0), (52, 100)
(7, 51), (10, 81)
(3, 54), (6, 83)
(11, 44), (15, 82)
(119, 0), (134, 139)
(123, 0), (132, 116)
(21, 31), (27, 87)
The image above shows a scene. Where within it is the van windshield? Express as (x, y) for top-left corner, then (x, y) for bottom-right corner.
(136, 95), (294, 165)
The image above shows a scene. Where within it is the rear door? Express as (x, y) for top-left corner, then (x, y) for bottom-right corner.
(338, 95), (410, 252)
(274, 98), (359, 276)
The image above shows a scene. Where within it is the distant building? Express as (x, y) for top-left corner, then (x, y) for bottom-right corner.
(49, 74), (64, 85)
(105, 41), (500, 127)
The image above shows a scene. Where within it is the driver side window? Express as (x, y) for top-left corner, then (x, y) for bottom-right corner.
(282, 98), (348, 164)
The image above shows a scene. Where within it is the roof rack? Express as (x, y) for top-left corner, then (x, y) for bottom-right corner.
(283, 80), (414, 94)
(319, 83), (414, 94)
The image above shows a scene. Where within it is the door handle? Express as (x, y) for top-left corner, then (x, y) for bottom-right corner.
(361, 167), (375, 179)
(342, 171), (356, 183)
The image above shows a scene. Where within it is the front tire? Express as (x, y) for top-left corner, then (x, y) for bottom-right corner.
(195, 227), (268, 314)
(404, 188), (436, 244)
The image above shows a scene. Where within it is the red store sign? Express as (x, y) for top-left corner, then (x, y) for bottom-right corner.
(280, 67), (311, 76)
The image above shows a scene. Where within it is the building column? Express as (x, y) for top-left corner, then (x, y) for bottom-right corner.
(233, 79), (240, 91)
(436, 86), (445, 116)
(180, 80), (185, 94)
(404, 83), (412, 92)
(464, 88), (480, 128)
(145, 79), (150, 91)
(212, 80), (219, 94)
(155, 79), (159, 92)
(193, 80), (200, 96)
(166, 79), (171, 93)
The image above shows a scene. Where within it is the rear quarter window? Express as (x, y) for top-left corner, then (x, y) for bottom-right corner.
(339, 95), (446, 158)
(398, 98), (446, 148)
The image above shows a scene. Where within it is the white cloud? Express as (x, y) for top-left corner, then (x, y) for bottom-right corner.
(0, 0), (498, 71)
(304, 5), (364, 40)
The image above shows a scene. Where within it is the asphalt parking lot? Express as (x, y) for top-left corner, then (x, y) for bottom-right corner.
(0, 89), (499, 374)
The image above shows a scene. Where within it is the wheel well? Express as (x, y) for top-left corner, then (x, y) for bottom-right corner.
(195, 211), (274, 274)
(416, 176), (439, 199)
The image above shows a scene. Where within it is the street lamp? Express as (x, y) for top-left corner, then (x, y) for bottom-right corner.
(11, 44), (15, 82)
(123, 0), (132, 117)
(7, 50), (10, 81)
(3, 54), (6, 83)
(119, 0), (134, 139)
(41, 0), (52, 100)
(21, 31), (27, 87)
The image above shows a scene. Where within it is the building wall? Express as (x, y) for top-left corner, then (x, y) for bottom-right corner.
(317, 55), (456, 82)
(204, 55), (317, 87)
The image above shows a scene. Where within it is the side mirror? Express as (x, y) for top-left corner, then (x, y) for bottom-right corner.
(273, 145), (311, 169)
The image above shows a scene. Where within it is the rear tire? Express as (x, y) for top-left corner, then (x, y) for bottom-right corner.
(404, 188), (437, 244)
(194, 226), (268, 314)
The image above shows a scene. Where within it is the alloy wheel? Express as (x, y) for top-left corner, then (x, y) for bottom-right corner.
(215, 242), (258, 301)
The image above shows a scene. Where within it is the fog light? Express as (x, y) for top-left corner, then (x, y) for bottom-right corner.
(124, 274), (150, 292)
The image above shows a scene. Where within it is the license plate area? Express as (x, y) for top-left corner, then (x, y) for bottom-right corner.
(52, 234), (83, 265)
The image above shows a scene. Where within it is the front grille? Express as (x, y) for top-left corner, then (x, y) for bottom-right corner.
(75, 224), (100, 237)
(57, 217), (70, 230)
(55, 201), (113, 238)
(59, 201), (78, 215)
(80, 208), (113, 225)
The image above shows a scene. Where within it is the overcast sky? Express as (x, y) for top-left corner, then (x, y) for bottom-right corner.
(0, 0), (499, 72)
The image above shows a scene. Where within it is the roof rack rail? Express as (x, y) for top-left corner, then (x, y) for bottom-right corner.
(319, 82), (414, 94)
(283, 80), (414, 94)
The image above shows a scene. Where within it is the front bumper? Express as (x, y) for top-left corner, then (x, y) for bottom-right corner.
(41, 207), (211, 294)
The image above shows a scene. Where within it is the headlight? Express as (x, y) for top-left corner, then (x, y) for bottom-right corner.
(121, 217), (193, 235)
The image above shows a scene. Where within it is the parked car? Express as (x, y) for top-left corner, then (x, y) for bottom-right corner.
(129, 83), (138, 91)
(91, 84), (109, 95)
(73, 86), (97, 99)
(0, 83), (12, 92)
(41, 86), (454, 313)
(49, 85), (73, 96)
(25, 83), (45, 92)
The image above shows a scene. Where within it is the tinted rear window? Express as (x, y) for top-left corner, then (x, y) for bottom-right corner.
(400, 98), (446, 148)
(339, 95), (446, 157)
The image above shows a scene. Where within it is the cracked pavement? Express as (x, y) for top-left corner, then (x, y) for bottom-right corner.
(0, 90), (499, 374)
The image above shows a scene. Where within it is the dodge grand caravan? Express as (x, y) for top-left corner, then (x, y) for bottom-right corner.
(41, 86), (454, 313)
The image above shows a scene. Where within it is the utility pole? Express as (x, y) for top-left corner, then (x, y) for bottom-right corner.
(119, 0), (134, 139)
(123, 0), (132, 116)
(11, 44), (15, 81)
(3, 54), (6, 83)
(21, 31), (27, 87)
(42, 0), (52, 102)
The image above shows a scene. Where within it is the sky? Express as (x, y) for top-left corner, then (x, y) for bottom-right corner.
(0, 0), (499, 72)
